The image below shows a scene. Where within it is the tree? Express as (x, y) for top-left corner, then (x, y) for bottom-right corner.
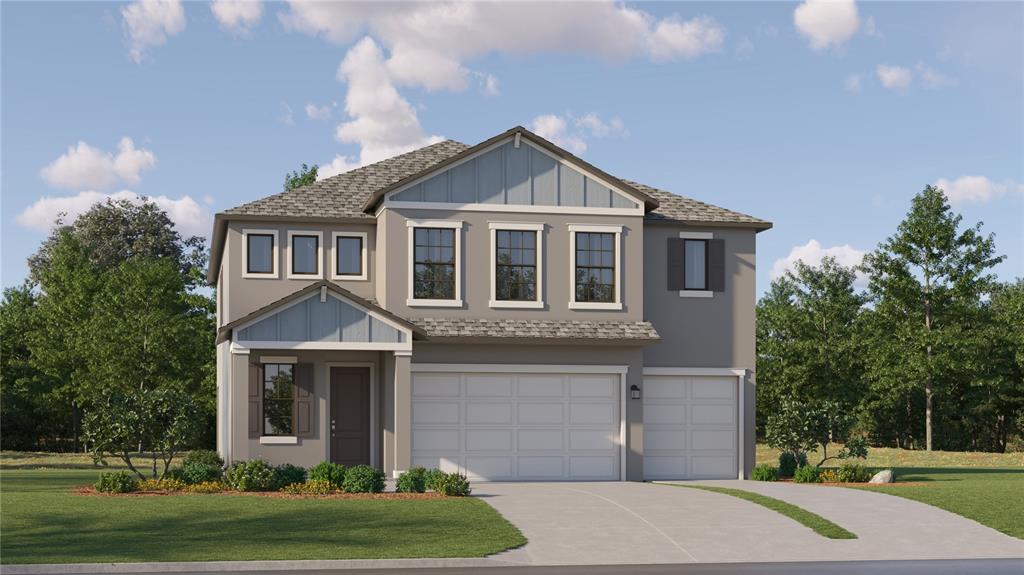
(972, 280), (1024, 451)
(82, 387), (201, 479)
(766, 398), (868, 468)
(861, 186), (1004, 450)
(284, 163), (318, 191)
(755, 257), (866, 435)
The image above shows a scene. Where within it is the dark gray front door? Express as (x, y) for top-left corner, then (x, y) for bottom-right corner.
(329, 366), (370, 467)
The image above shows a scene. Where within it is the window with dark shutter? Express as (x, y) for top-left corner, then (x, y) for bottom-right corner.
(667, 238), (685, 290)
(248, 363), (262, 439)
(294, 363), (314, 437)
(708, 238), (726, 292)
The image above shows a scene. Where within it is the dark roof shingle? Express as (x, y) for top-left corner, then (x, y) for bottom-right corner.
(412, 317), (660, 343)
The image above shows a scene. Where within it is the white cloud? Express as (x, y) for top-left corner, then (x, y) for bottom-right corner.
(304, 103), (332, 120)
(280, 2), (723, 167)
(334, 37), (444, 167)
(122, 0), (186, 63)
(844, 74), (863, 93)
(318, 154), (362, 179)
(916, 63), (958, 90)
(16, 190), (212, 238)
(530, 115), (587, 155)
(40, 138), (156, 191)
(772, 240), (867, 288)
(735, 37), (754, 61)
(793, 0), (860, 51)
(210, 0), (263, 35)
(934, 176), (1024, 205)
(877, 64), (911, 90)
(862, 16), (880, 38)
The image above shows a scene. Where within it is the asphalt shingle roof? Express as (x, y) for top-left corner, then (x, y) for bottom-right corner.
(412, 317), (660, 343)
(223, 140), (470, 219)
(220, 135), (769, 229)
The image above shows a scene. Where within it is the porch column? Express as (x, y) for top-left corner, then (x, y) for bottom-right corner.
(229, 348), (251, 463)
(393, 352), (412, 475)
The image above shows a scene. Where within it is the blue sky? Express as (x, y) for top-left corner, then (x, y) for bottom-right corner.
(2, 1), (1021, 294)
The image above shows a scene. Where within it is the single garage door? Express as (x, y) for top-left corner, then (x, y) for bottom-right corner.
(643, 374), (738, 480)
(411, 368), (623, 481)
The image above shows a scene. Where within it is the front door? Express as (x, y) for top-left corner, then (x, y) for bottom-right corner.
(329, 366), (371, 467)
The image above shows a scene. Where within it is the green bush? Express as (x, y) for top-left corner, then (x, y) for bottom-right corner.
(308, 461), (347, 489)
(434, 472), (471, 496)
(423, 468), (446, 491)
(274, 464), (307, 489)
(183, 449), (224, 468)
(793, 465), (821, 484)
(751, 464), (779, 482)
(396, 467), (427, 493)
(835, 462), (872, 483)
(95, 471), (138, 493)
(224, 459), (277, 491)
(778, 451), (808, 477)
(282, 479), (337, 495)
(342, 465), (385, 493)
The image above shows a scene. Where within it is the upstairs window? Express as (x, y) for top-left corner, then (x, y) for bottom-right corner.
(684, 239), (707, 290)
(333, 232), (367, 280)
(495, 230), (537, 301)
(262, 363), (294, 436)
(288, 231), (322, 279)
(574, 232), (615, 303)
(243, 229), (278, 278)
(412, 227), (456, 300)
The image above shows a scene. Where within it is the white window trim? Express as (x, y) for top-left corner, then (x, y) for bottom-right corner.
(568, 224), (623, 310)
(242, 229), (279, 279)
(331, 231), (368, 281)
(488, 222), (544, 309)
(678, 231), (713, 298)
(406, 220), (464, 307)
(259, 436), (298, 445)
(286, 230), (324, 280)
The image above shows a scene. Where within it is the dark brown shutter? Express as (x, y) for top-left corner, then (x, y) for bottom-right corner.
(667, 238), (685, 290)
(294, 363), (314, 438)
(248, 363), (262, 438)
(708, 238), (726, 292)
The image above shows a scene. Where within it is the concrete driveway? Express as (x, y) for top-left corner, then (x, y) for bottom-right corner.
(475, 481), (1024, 565)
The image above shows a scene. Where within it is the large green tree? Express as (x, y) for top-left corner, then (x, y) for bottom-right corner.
(756, 257), (866, 434)
(860, 186), (1003, 450)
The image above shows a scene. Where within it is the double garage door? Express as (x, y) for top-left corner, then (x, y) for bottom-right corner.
(410, 368), (623, 481)
(643, 374), (739, 480)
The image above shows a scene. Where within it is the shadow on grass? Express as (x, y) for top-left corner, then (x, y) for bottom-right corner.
(887, 467), (1024, 483)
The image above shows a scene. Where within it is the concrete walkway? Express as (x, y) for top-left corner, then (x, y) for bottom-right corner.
(476, 481), (1024, 565)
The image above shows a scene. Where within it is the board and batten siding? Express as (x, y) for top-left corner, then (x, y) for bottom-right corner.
(236, 294), (405, 344)
(391, 141), (639, 209)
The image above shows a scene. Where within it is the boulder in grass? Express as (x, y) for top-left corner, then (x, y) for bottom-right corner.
(869, 469), (894, 484)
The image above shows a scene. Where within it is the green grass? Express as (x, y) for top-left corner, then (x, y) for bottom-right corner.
(849, 468), (1024, 540)
(756, 444), (1024, 540)
(666, 483), (857, 539)
(0, 469), (526, 564)
(0, 450), (183, 470)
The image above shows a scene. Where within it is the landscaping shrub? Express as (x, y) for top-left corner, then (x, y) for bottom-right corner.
(396, 467), (428, 493)
(274, 464), (307, 489)
(424, 468), (446, 491)
(342, 464), (385, 493)
(751, 464), (778, 482)
(820, 469), (840, 483)
(283, 479), (337, 495)
(308, 461), (347, 489)
(184, 481), (224, 493)
(138, 478), (187, 491)
(180, 450), (224, 485)
(95, 471), (138, 493)
(778, 451), (808, 477)
(224, 459), (277, 491)
(793, 465), (821, 484)
(434, 472), (472, 496)
(835, 462), (872, 483)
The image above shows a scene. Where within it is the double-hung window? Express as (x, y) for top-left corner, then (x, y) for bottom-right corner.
(568, 224), (622, 310)
(407, 220), (463, 306)
(243, 229), (278, 278)
(287, 231), (322, 279)
(683, 239), (708, 290)
(489, 222), (544, 308)
(262, 363), (294, 436)
(333, 231), (367, 280)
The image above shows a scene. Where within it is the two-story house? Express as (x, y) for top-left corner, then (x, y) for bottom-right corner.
(210, 126), (771, 482)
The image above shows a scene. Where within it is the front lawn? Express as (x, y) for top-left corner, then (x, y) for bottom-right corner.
(0, 468), (526, 564)
(756, 444), (1024, 540)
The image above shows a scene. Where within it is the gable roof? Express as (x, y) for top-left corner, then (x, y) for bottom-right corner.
(208, 126), (771, 282)
(216, 279), (425, 344)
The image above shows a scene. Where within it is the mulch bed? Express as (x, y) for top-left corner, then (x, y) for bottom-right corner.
(775, 479), (928, 487)
(73, 486), (448, 499)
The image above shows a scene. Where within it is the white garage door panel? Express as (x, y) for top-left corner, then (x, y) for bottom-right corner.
(412, 370), (622, 481)
(644, 374), (738, 480)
